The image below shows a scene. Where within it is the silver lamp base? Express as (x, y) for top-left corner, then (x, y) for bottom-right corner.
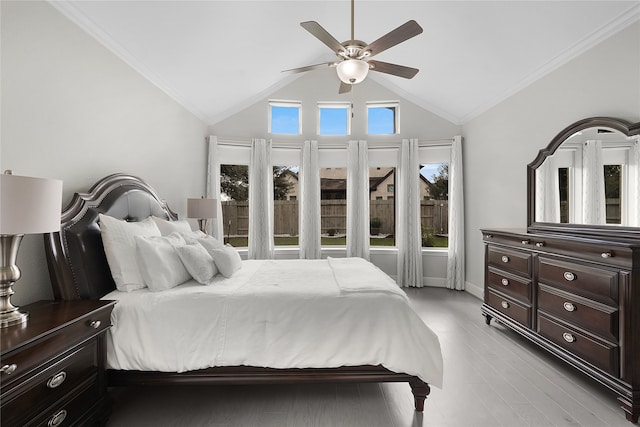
(0, 234), (29, 328)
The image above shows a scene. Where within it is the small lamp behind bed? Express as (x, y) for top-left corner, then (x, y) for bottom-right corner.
(0, 171), (62, 328)
(187, 196), (217, 234)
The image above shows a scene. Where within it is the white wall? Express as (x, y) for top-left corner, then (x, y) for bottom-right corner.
(1, 1), (209, 305)
(462, 21), (640, 297)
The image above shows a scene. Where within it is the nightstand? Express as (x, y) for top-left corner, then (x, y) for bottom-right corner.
(1, 300), (115, 427)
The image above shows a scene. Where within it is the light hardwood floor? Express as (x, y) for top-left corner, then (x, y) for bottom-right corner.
(106, 288), (631, 426)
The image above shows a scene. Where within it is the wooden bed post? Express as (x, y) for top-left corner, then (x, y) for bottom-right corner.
(409, 378), (430, 412)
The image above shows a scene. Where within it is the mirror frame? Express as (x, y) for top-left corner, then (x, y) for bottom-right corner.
(527, 116), (640, 239)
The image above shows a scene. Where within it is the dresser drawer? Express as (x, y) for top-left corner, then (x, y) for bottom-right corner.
(488, 246), (532, 277)
(537, 257), (618, 305)
(32, 378), (99, 427)
(0, 306), (110, 390)
(487, 290), (531, 328)
(537, 313), (619, 376)
(538, 285), (618, 342)
(487, 267), (531, 302)
(1, 342), (98, 427)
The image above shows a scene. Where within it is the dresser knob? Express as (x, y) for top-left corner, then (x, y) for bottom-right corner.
(0, 364), (17, 375)
(484, 234), (493, 239)
(89, 320), (101, 329)
(535, 242), (545, 247)
(562, 332), (576, 343)
(563, 272), (576, 281)
(501, 301), (509, 309)
(563, 302), (576, 312)
(47, 371), (67, 389)
(501, 256), (509, 263)
(521, 240), (530, 245)
(601, 252), (613, 258)
(48, 409), (67, 427)
(501, 278), (509, 286)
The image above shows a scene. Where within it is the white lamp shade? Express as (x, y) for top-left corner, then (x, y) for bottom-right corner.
(0, 173), (63, 234)
(187, 198), (217, 219)
(336, 59), (370, 84)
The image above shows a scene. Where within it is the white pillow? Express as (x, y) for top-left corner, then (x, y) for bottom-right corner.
(209, 245), (242, 278)
(197, 235), (226, 256)
(99, 214), (161, 292)
(179, 230), (209, 244)
(174, 243), (218, 284)
(135, 233), (191, 292)
(151, 216), (192, 236)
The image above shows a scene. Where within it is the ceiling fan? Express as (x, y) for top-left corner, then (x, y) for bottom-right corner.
(283, 0), (423, 94)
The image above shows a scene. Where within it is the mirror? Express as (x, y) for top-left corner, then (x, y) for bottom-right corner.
(528, 117), (640, 238)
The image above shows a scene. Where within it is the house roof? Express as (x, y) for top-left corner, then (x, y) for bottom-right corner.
(50, 1), (639, 126)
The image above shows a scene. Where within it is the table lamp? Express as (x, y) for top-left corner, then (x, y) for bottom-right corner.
(0, 171), (63, 328)
(187, 196), (217, 233)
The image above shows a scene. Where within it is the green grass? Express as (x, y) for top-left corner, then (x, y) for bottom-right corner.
(225, 236), (448, 248)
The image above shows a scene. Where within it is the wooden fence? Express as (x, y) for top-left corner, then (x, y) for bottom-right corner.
(221, 199), (448, 237)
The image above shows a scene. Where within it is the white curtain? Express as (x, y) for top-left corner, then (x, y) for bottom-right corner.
(535, 155), (560, 223)
(206, 136), (224, 240)
(582, 140), (606, 225)
(446, 136), (465, 290)
(346, 140), (370, 260)
(248, 138), (274, 259)
(396, 139), (423, 287)
(299, 140), (321, 259)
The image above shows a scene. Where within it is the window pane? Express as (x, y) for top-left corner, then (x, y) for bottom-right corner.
(558, 167), (569, 223)
(220, 164), (249, 247)
(319, 107), (348, 135)
(604, 164), (622, 224)
(320, 167), (347, 246)
(368, 106), (396, 134)
(274, 166), (299, 246)
(370, 167), (395, 246)
(420, 163), (449, 247)
(271, 105), (300, 134)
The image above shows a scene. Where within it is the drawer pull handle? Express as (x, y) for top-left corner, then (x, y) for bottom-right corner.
(484, 234), (493, 239)
(501, 256), (509, 263)
(563, 272), (576, 281)
(601, 252), (613, 258)
(521, 240), (530, 245)
(501, 278), (509, 286)
(48, 409), (67, 427)
(0, 364), (17, 375)
(47, 371), (67, 389)
(89, 320), (101, 329)
(501, 301), (509, 309)
(535, 242), (545, 247)
(563, 302), (576, 312)
(562, 332), (576, 343)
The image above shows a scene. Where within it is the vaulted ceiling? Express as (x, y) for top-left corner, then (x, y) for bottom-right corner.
(51, 1), (639, 125)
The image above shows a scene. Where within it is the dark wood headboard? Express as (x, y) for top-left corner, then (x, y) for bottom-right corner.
(44, 173), (177, 300)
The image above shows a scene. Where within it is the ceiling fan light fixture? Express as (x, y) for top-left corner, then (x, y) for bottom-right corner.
(336, 59), (369, 84)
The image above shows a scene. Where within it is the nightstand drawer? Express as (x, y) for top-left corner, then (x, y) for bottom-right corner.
(537, 313), (619, 376)
(32, 378), (99, 427)
(487, 267), (531, 302)
(538, 285), (618, 342)
(1, 342), (98, 427)
(538, 257), (618, 305)
(0, 305), (110, 389)
(488, 246), (532, 276)
(487, 290), (531, 328)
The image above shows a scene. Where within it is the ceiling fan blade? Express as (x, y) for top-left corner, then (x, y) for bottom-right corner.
(368, 60), (419, 79)
(363, 20), (423, 57)
(300, 21), (346, 54)
(338, 81), (352, 94)
(282, 62), (336, 74)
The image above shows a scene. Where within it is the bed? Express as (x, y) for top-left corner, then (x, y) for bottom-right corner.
(44, 173), (443, 412)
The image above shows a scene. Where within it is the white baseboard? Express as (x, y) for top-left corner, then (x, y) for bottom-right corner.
(464, 281), (484, 300)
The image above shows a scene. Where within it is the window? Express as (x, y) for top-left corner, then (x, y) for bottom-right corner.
(273, 165), (299, 245)
(558, 167), (570, 223)
(387, 184), (394, 192)
(269, 100), (301, 135)
(419, 144), (451, 249)
(604, 164), (622, 224)
(320, 166), (347, 245)
(220, 164), (249, 247)
(318, 102), (350, 135)
(367, 102), (399, 135)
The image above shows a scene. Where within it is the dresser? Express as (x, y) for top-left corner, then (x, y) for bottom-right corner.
(481, 228), (639, 423)
(0, 300), (115, 427)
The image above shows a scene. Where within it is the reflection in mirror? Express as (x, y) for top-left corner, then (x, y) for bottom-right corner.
(535, 126), (640, 226)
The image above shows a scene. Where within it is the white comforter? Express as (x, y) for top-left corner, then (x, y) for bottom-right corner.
(102, 257), (443, 387)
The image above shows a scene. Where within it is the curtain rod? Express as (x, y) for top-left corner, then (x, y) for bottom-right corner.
(210, 136), (455, 148)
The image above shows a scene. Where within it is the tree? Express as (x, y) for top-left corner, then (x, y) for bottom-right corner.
(220, 165), (293, 201)
(426, 164), (449, 200)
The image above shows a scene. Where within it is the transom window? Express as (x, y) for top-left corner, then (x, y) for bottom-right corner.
(318, 102), (351, 136)
(367, 102), (399, 135)
(269, 100), (301, 135)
